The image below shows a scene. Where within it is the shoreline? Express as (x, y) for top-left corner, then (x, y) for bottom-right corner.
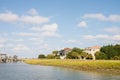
(24, 59), (120, 75)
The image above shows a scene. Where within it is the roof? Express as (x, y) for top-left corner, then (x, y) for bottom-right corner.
(64, 48), (72, 51)
(89, 46), (101, 49)
(0, 54), (7, 55)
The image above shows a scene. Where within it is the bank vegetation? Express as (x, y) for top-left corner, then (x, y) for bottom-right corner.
(25, 59), (120, 74)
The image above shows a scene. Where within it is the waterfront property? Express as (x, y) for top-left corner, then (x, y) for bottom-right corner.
(58, 46), (101, 60)
(0, 54), (7, 63)
(58, 48), (72, 59)
(0, 54), (18, 63)
(84, 46), (101, 60)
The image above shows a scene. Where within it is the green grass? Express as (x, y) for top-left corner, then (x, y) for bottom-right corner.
(24, 59), (120, 74)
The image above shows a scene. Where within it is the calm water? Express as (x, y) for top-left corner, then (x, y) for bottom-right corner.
(0, 63), (120, 80)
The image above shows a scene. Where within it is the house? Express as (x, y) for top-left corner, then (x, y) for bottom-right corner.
(59, 48), (72, 59)
(0, 54), (18, 63)
(84, 46), (101, 60)
(0, 54), (7, 63)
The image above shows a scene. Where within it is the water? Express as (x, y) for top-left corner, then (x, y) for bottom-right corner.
(0, 63), (120, 80)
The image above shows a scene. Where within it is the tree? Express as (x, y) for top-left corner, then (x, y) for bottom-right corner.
(86, 54), (92, 60)
(111, 56), (120, 60)
(71, 47), (83, 59)
(95, 52), (108, 60)
(66, 51), (79, 59)
(52, 50), (58, 56)
(72, 47), (83, 54)
(81, 52), (88, 60)
(100, 44), (120, 59)
(38, 54), (46, 59)
(46, 54), (55, 59)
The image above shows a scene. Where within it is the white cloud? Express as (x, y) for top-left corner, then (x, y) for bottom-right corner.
(42, 44), (50, 50)
(41, 23), (58, 32)
(30, 23), (58, 32)
(8, 38), (24, 42)
(12, 23), (61, 38)
(0, 12), (19, 22)
(0, 38), (7, 43)
(0, 44), (4, 48)
(104, 27), (120, 34)
(112, 35), (120, 41)
(83, 13), (120, 22)
(83, 34), (109, 40)
(20, 15), (49, 24)
(12, 44), (30, 51)
(29, 38), (44, 44)
(28, 8), (38, 15)
(30, 23), (61, 37)
(41, 31), (61, 37)
(5, 44), (14, 47)
(83, 34), (120, 41)
(95, 35), (109, 39)
(78, 21), (87, 27)
(83, 13), (106, 20)
(0, 10), (50, 24)
(64, 39), (78, 43)
(83, 35), (95, 40)
(108, 15), (120, 22)
(12, 32), (38, 37)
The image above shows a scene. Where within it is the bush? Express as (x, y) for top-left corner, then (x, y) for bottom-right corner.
(55, 55), (60, 59)
(95, 52), (108, 60)
(46, 54), (55, 59)
(111, 56), (120, 60)
(100, 44), (120, 59)
(86, 54), (93, 59)
(66, 51), (79, 59)
(38, 54), (46, 59)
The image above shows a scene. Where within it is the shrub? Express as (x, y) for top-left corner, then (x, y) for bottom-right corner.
(38, 54), (46, 59)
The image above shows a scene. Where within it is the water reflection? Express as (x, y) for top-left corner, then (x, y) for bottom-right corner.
(0, 63), (120, 80)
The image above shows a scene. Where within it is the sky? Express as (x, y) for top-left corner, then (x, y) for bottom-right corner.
(0, 0), (120, 58)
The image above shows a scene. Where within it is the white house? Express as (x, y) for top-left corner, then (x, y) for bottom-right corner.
(84, 46), (101, 60)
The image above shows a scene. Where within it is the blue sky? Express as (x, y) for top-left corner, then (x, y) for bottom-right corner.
(0, 0), (120, 58)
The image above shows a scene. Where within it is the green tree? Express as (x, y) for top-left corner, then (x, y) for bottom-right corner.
(111, 56), (120, 60)
(66, 51), (79, 59)
(55, 55), (60, 59)
(86, 54), (93, 59)
(100, 44), (120, 59)
(38, 54), (46, 59)
(81, 52), (88, 60)
(95, 52), (108, 60)
(52, 50), (58, 56)
(71, 47), (83, 59)
(72, 47), (83, 54)
(46, 54), (55, 59)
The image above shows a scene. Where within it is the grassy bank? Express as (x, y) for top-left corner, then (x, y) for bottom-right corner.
(24, 59), (120, 74)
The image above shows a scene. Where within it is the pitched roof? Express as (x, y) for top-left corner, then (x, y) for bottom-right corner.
(64, 48), (72, 50)
(90, 46), (101, 49)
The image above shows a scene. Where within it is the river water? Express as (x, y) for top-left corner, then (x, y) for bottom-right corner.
(0, 63), (120, 80)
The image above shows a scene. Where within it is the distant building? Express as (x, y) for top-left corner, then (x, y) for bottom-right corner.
(0, 54), (19, 63)
(0, 54), (7, 63)
(84, 46), (101, 60)
(59, 48), (72, 59)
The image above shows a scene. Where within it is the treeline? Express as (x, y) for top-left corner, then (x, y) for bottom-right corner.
(96, 44), (120, 60)
(38, 50), (60, 59)
(38, 44), (120, 60)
